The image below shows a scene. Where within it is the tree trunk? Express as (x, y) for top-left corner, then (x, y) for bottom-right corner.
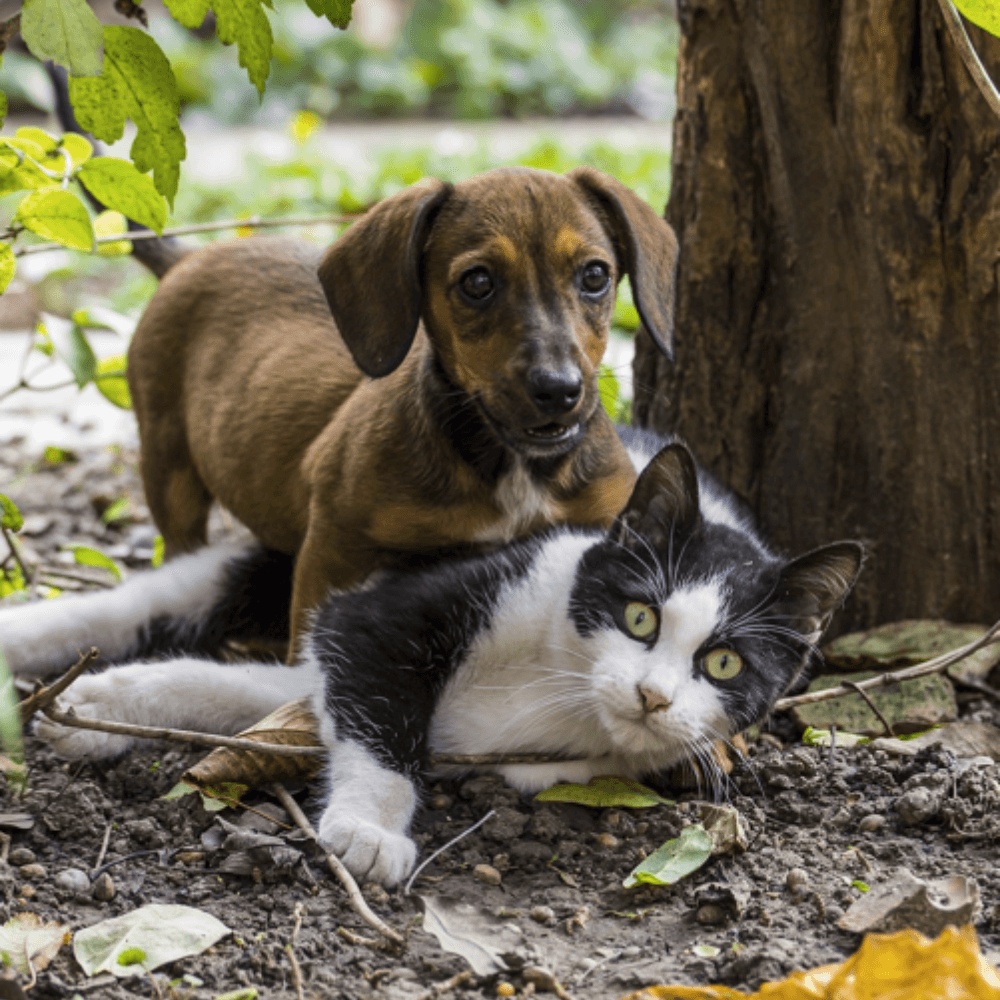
(634, 0), (1000, 631)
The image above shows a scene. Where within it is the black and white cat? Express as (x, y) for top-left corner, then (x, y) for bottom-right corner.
(0, 436), (863, 886)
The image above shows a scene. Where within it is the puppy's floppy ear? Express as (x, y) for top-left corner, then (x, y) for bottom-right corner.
(318, 178), (452, 378)
(610, 442), (700, 552)
(567, 166), (678, 359)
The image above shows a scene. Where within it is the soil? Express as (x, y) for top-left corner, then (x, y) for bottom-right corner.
(2, 436), (1000, 1000)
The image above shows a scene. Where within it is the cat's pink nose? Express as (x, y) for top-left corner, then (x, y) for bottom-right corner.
(638, 685), (671, 713)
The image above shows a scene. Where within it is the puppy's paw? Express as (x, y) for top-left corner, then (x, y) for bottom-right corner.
(318, 810), (417, 888)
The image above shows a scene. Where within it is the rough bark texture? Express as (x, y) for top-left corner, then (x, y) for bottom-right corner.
(634, 0), (1000, 631)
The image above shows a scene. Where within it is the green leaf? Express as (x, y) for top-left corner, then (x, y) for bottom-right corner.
(163, 0), (211, 29)
(66, 545), (122, 582)
(101, 497), (132, 525)
(802, 726), (870, 749)
(0, 245), (14, 295)
(302, 0), (354, 29)
(851, 879), (870, 892)
(42, 446), (76, 466)
(69, 27), (186, 206)
(536, 775), (672, 809)
(612, 279), (640, 331)
(44, 314), (97, 387)
(78, 157), (167, 234)
(954, 0), (1000, 38)
(92, 210), (133, 258)
(0, 651), (24, 771)
(152, 535), (165, 568)
(623, 823), (712, 888)
(95, 354), (132, 409)
(161, 781), (199, 801)
(0, 88), (6, 130)
(60, 133), (93, 168)
(72, 904), (231, 977)
(598, 364), (619, 419)
(0, 495), (24, 533)
(0, 146), (51, 196)
(14, 188), (94, 251)
(20, 0), (104, 77)
(692, 943), (720, 959)
(199, 782), (248, 811)
(211, 0), (274, 96)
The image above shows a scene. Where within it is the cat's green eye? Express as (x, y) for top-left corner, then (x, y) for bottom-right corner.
(704, 648), (743, 681)
(624, 602), (657, 639)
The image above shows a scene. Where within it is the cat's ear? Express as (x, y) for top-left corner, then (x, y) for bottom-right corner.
(610, 443), (700, 551)
(775, 541), (865, 643)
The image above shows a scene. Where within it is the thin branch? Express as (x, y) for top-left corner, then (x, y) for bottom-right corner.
(774, 617), (1000, 712)
(18, 647), (99, 724)
(842, 679), (896, 738)
(938, 0), (1000, 119)
(270, 782), (405, 947)
(404, 809), (496, 896)
(0, 14), (20, 56)
(41, 705), (327, 757)
(429, 751), (585, 765)
(14, 212), (359, 257)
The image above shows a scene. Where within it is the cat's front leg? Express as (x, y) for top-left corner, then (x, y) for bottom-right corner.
(317, 739), (420, 888)
(498, 756), (630, 793)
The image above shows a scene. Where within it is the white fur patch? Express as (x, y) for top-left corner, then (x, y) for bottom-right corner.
(0, 541), (256, 678)
(474, 460), (557, 543)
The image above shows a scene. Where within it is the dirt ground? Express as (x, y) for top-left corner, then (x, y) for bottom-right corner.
(2, 437), (1000, 1000)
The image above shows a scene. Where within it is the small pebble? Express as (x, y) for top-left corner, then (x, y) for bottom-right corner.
(696, 904), (727, 925)
(429, 793), (453, 811)
(594, 832), (619, 849)
(522, 967), (560, 992)
(176, 851), (206, 866)
(8, 848), (35, 866)
(496, 983), (515, 997)
(18, 886), (35, 899)
(92, 872), (115, 902)
(530, 905), (556, 925)
(474, 864), (502, 886)
(54, 868), (90, 894)
(858, 814), (886, 833)
(786, 868), (810, 893)
(19, 864), (46, 880)
(621, 945), (642, 958)
(604, 810), (622, 828)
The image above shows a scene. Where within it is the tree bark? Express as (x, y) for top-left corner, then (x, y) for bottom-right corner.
(634, 0), (1000, 631)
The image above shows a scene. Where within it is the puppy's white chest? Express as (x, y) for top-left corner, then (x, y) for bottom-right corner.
(476, 461), (556, 543)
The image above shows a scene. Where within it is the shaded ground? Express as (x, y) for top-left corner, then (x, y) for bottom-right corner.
(2, 439), (1000, 999)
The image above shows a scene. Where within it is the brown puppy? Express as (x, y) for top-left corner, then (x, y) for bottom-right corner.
(127, 166), (678, 653)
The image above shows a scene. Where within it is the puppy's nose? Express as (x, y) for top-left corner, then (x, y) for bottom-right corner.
(638, 684), (671, 714)
(527, 367), (583, 415)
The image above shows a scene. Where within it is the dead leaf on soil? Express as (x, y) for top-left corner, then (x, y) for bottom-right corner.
(0, 813), (33, 832)
(73, 903), (231, 977)
(868, 720), (1000, 761)
(623, 822), (712, 888)
(417, 895), (523, 976)
(824, 619), (1000, 684)
(697, 804), (748, 854)
(838, 867), (980, 937)
(182, 697), (323, 792)
(0, 912), (70, 977)
(535, 775), (673, 809)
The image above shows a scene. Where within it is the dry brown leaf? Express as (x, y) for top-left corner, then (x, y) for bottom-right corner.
(183, 697), (323, 791)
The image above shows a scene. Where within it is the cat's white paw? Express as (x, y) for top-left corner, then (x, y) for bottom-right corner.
(498, 759), (606, 793)
(33, 673), (137, 760)
(318, 810), (417, 887)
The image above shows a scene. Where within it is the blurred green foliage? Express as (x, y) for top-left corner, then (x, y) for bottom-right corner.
(141, 0), (675, 124)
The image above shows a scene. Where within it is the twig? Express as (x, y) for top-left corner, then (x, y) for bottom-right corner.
(774, 618), (1000, 712)
(270, 782), (405, 947)
(41, 705), (327, 756)
(18, 647), (99, 724)
(938, 0), (1000, 119)
(94, 821), (113, 872)
(14, 212), (359, 257)
(0, 14), (20, 56)
(36, 567), (116, 589)
(1, 526), (30, 590)
(430, 752), (585, 766)
(414, 970), (474, 1000)
(285, 944), (305, 1000)
(403, 809), (496, 896)
(842, 680), (896, 738)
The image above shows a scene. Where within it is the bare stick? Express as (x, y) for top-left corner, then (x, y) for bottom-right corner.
(41, 706), (327, 757)
(938, 0), (1000, 119)
(18, 647), (99, 724)
(414, 971), (474, 1000)
(842, 680), (896, 738)
(270, 783), (405, 947)
(285, 945), (305, 1000)
(0, 14), (20, 56)
(1, 527), (30, 590)
(35, 567), (116, 589)
(430, 751), (585, 766)
(404, 809), (496, 896)
(774, 618), (1000, 712)
(14, 212), (359, 257)
(94, 821), (113, 872)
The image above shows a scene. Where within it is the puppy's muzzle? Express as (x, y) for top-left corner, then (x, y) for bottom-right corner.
(527, 365), (583, 416)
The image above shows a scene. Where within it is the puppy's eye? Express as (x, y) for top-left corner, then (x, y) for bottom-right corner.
(580, 260), (611, 296)
(704, 648), (743, 681)
(459, 267), (494, 302)
(624, 602), (657, 640)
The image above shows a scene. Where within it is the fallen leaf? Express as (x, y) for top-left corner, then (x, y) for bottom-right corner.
(869, 721), (1000, 761)
(73, 904), (230, 977)
(802, 727), (870, 748)
(0, 913), (69, 977)
(624, 823), (712, 888)
(182, 697), (322, 791)
(535, 775), (673, 809)
(692, 943), (721, 959)
(417, 895), (522, 976)
(698, 804), (748, 854)
(0, 813), (33, 832)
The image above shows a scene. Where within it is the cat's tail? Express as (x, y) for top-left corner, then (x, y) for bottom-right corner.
(45, 62), (189, 278)
(0, 542), (293, 678)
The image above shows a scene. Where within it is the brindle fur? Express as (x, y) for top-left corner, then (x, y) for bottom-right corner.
(127, 166), (679, 653)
